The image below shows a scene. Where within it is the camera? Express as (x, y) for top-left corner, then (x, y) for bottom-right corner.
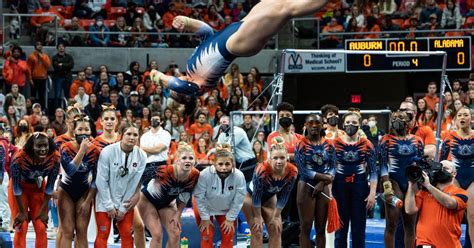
(405, 157), (442, 183)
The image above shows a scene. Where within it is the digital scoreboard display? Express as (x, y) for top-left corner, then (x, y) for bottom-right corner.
(345, 37), (471, 72)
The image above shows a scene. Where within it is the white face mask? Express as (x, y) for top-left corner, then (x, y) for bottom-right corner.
(96, 21), (103, 26)
(368, 120), (376, 128)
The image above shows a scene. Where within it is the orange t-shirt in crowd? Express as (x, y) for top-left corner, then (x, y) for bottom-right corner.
(266, 131), (302, 154)
(415, 185), (468, 248)
(188, 123), (213, 141)
(30, 7), (64, 27)
(27, 51), (51, 80)
(423, 94), (440, 111)
(70, 79), (93, 98)
(410, 125), (436, 146)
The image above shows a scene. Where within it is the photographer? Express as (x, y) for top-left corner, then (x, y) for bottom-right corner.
(405, 160), (468, 248)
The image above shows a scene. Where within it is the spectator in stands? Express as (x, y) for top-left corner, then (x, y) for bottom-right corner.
(143, 5), (161, 31)
(84, 66), (97, 83)
(364, 16), (381, 39)
(165, 112), (184, 141)
(2, 46), (31, 94)
(89, 16), (111, 47)
(416, 98), (427, 124)
(241, 114), (257, 142)
(441, 0), (462, 29)
(345, 17), (365, 39)
(252, 140), (266, 163)
(29, 102), (43, 127)
(85, 93), (101, 122)
(98, 65), (117, 88)
(27, 41), (51, 110)
(50, 108), (67, 135)
(420, 0), (442, 26)
(124, 2), (139, 27)
(87, 0), (108, 19)
(70, 70), (93, 98)
(128, 91), (144, 117)
(121, 84), (132, 107)
(320, 17), (344, 48)
(97, 83), (111, 105)
(5, 87), (26, 123)
(189, 112), (214, 143)
(52, 43), (74, 109)
(380, 0), (397, 15)
(380, 15), (402, 38)
(406, 15), (423, 38)
(205, 4), (225, 30)
(452, 79), (466, 101)
(73, 0), (93, 18)
(405, 160), (468, 248)
(128, 17), (150, 47)
(31, 0), (64, 45)
(362, 115), (385, 146)
(64, 17), (86, 47)
(125, 61), (142, 83)
(423, 81), (440, 111)
(110, 16), (131, 47)
(162, 3), (179, 29)
(425, 14), (441, 36)
(74, 86), (89, 109)
(137, 85), (150, 106)
(15, 118), (33, 148)
(345, 5), (365, 28)
(109, 90), (125, 114)
(224, 63), (244, 88)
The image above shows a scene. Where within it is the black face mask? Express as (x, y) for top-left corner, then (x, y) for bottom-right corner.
(344, 125), (359, 137)
(19, 125), (28, 133)
(217, 171), (232, 180)
(327, 116), (338, 127)
(151, 119), (161, 128)
(75, 134), (90, 145)
(220, 124), (230, 133)
(392, 120), (407, 134)
(434, 170), (453, 184)
(279, 117), (293, 129)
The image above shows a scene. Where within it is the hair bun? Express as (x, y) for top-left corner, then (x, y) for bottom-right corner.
(216, 143), (232, 153)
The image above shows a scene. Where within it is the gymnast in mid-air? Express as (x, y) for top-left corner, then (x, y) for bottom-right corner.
(151, 0), (328, 110)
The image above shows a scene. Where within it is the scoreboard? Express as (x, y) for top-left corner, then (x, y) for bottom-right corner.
(344, 37), (471, 72)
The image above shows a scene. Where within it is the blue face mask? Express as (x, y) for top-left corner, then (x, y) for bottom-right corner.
(75, 134), (89, 144)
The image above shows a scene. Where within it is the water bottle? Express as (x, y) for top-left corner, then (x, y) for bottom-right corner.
(380, 194), (403, 209)
(181, 237), (189, 248)
(373, 200), (381, 219)
(246, 233), (252, 248)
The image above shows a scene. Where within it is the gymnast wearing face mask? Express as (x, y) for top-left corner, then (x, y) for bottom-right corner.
(378, 111), (424, 248)
(192, 144), (246, 248)
(57, 115), (101, 248)
(332, 110), (378, 248)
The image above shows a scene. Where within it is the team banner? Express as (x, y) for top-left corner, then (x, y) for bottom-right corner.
(283, 51), (345, 73)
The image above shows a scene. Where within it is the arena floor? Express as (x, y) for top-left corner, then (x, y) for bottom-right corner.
(7, 219), (466, 247)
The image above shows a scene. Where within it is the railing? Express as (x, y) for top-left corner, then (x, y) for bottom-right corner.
(3, 12), (473, 49)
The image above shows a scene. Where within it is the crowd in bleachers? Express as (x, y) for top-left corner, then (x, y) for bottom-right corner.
(6, 0), (474, 48)
(0, 40), (271, 168)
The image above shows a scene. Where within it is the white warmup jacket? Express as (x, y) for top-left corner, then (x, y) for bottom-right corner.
(193, 166), (246, 221)
(95, 142), (146, 213)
